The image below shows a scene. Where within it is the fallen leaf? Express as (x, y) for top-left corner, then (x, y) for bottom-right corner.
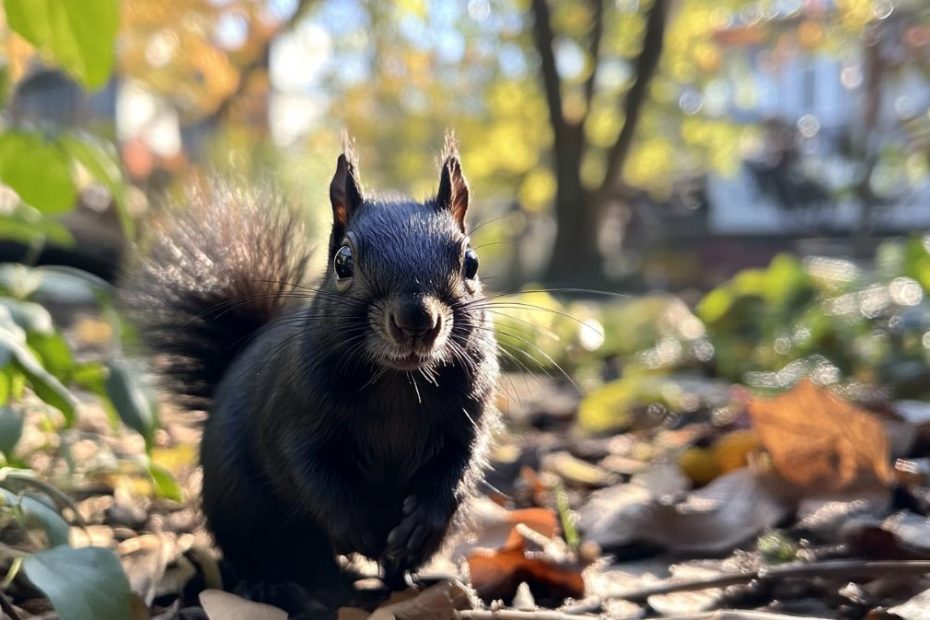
(884, 511), (930, 551)
(199, 589), (287, 620)
(118, 533), (174, 605)
(580, 468), (791, 555)
(450, 497), (558, 561)
(842, 520), (930, 561)
(794, 489), (890, 542)
(130, 593), (150, 620)
(889, 586), (930, 620)
(543, 451), (618, 488)
(368, 581), (472, 620)
(642, 612), (841, 620)
(748, 379), (893, 494)
(678, 447), (721, 486)
(712, 429), (761, 473)
(648, 564), (728, 615)
(467, 526), (585, 604)
(631, 462), (691, 497)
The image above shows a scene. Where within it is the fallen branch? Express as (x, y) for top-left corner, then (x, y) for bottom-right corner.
(457, 611), (598, 620)
(457, 610), (825, 620)
(607, 559), (930, 603)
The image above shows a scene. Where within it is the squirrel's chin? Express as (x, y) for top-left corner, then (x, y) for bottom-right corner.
(378, 350), (437, 371)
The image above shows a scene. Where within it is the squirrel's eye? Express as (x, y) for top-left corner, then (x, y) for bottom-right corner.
(334, 245), (354, 279)
(463, 247), (479, 280)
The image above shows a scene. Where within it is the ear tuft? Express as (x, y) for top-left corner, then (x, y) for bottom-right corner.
(441, 129), (459, 162)
(329, 136), (364, 231)
(340, 130), (357, 167)
(436, 133), (469, 232)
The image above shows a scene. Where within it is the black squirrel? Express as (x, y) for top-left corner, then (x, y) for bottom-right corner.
(122, 137), (499, 617)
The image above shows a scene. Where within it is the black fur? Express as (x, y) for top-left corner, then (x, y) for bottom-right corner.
(121, 179), (312, 410)
(122, 146), (498, 618)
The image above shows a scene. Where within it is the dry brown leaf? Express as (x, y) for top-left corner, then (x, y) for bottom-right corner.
(130, 593), (151, 620)
(118, 533), (176, 606)
(748, 379), (893, 494)
(579, 468), (791, 555)
(337, 608), (372, 620)
(199, 589), (287, 620)
(338, 581), (473, 620)
(368, 581), (472, 620)
(467, 527), (585, 604)
(889, 586), (930, 619)
(664, 613), (837, 620)
(450, 497), (559, 560)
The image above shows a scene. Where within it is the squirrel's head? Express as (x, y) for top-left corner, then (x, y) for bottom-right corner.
(323, 137), (491, 372)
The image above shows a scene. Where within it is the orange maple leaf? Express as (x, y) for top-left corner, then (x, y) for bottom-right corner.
(748, 379), (893, 494)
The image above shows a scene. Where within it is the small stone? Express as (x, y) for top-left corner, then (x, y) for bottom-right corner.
(512, 582), (536, 610)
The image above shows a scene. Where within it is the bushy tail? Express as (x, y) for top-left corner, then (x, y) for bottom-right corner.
(121, 179), (313, 410)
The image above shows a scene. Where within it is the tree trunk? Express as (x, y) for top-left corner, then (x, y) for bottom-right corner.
(534, 0), (670, 288)
(543, 127), (603, 287)
(853, 21), (882, 257)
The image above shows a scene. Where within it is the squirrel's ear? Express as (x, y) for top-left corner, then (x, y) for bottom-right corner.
(436, 155), (469, 232)
(329, 153), (363, 230)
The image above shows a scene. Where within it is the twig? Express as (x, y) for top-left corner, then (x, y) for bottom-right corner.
(607, 559), (930, 603)
(656, 613), (838, 620)
(0, 588), (22, 620)
(457, 611), (598, 620)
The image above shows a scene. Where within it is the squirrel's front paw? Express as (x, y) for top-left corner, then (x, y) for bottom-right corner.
(382, 495), (453, 580)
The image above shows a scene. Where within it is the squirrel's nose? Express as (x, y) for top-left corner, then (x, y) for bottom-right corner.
(388, 299), (442, 345)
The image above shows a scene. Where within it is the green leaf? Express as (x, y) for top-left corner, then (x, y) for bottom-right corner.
(0, 406), (23, 457)
(12, 353), (77, 424)
(28, 267), (109, 305)
(0, 132), (76, 214)
(0, 327), (77, 424)
(0, 265), (44, 300)
(0, 210), (74, 247)
(23, 546), (131, 620)
(105, 360), (157, 448)
(58, 132), (133, 239)
(577, 372), (664, 434)
(905, 236), (930, 292)
(4, 0), (118, 89)
(27, 331), (74, 382)
(0, 298), (53, 335)
(0, 488), (68, 547)
(72, 361), (119, 427)
(7, 368), (25, 402)
(0, 372), (10, 406)
(71, 361), (106, 393)
(148, 462), (183, 502)
(0, 468), (83, 519)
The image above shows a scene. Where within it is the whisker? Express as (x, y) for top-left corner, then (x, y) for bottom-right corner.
(408, 373), (422, 404)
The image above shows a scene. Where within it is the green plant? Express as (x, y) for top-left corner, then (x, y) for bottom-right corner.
(0, 2), (169, 617)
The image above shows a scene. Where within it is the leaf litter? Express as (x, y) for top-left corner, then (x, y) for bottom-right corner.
(8, 323), (930, 619)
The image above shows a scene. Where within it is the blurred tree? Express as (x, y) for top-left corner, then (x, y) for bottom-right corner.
(58, 0), (930, 286)
(120, 0), (314, 152)
(530, 0), (669, 286)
